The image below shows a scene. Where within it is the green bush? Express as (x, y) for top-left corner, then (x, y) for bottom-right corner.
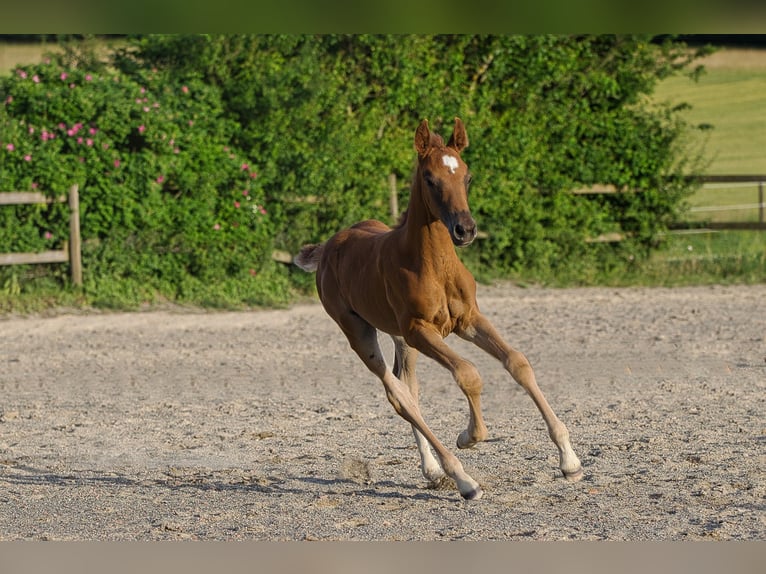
(1, 48), (287, 307)
(1, 35), (708, 309)
(127, 35), (706, 283)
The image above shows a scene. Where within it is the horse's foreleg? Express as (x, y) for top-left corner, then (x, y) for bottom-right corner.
(403, 323), (489, 450)
(392, 336), (445, 483)
(335, 313), (482, 499)
(459, 313), (583, 481)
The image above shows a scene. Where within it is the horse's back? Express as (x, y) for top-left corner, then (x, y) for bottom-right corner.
(349, 219), (391, 235)
(315, 219), (402, 330)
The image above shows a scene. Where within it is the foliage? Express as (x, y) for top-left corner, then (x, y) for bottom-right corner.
(126, 35), (709, 281)
(0, 35), (710, 309)
(0, 44), (285, 307)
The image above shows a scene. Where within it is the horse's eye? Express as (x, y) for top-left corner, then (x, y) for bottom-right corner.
(424, 173), (437, 188)
(465, 174), (473, 188)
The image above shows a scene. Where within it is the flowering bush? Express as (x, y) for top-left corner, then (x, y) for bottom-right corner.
(0, 51), (283, 306)
(2, 35), (707, 308)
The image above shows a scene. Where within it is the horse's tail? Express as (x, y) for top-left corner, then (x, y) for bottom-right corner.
(293, 243), (324, 272)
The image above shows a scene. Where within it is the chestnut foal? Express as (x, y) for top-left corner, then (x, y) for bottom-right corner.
(295, 118), (582, 499)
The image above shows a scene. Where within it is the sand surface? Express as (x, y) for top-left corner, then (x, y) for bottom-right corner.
(1, 283), (764, 540)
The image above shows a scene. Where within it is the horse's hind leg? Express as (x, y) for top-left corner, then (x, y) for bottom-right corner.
(331, 309), (482, 499)
(391, 336), (445, 484)
(459, 313), (583, 481)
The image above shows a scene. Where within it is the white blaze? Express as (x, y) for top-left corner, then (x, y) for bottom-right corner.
(442, 154), (459, 174)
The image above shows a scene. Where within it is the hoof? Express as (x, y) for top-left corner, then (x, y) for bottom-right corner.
(563, 466), (584, 482)
(456, 430), (477, 449)
(461, 485), (484, 501)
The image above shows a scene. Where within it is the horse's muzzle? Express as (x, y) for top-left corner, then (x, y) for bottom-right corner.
(450, 212), (477, 247)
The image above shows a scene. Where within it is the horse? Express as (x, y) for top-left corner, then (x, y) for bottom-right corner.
(294, 117), (583, 500)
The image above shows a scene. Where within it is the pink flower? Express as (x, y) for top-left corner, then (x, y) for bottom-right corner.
(23, 154), (32, 161)
(173, 148), (179, 154)
(140, 87), (146, 94)
(89, 127), (97, 135)
(4, 95), (13, 104)
(77, 137), (83, 144)
(60, 72), (68, 81)
(250, 171), (257, 179)
(135, 98), (142, 104)
(32, 75), (40, 83)
(31, 182), (38, 189)
(181, 85), (189, 94)
(188, 120), (194, 126)
(242, 190), (249, 196)
(143, 106), (150, 113)
(5, 143), (14, 151)
(156, 175), (165, 184)
(28, 126), (35, 134)
(249, 268), (257, 277)
(69, 83), (76, 89)
(85, 74), (92, 81)
(41, 131), (49, 141)
(102, 143), (110, 150)
(241, 163), (249, 171)
(17, 69), (27, 79)
(86, 138), (93, 147)
(259, 206), (267, 215)
(138, 125), (145, 134)
(44, 231), (53, 240)
(213, 223), (221, 231)
(113, 159), (120, 168)
(58, 122), (66, 130)
(234, 201), (240, 208)
(67, 129), (75, 136)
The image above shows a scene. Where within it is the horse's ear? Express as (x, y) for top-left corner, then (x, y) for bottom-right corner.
(414, 119), (431, 157)
(447, 117), (468, 153)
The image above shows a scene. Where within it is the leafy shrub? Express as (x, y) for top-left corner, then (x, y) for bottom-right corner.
(128, 35), (707, 284)
(1, 48), (286, 306)
(1, 35), (708, 309)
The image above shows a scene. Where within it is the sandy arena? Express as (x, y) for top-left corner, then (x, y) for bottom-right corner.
(1, 283), (764, 540)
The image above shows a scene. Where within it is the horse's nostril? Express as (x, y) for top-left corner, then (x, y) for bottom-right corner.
(455, 224), (465, 238)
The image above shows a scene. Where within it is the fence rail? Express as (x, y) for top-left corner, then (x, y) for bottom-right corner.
(574, 175), (766, 233)
(0, 185), (82, 285)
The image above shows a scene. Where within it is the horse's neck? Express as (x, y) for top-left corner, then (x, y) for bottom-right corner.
(398, 183), (457, 265)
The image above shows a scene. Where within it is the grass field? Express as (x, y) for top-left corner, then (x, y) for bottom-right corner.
(0, 41), (57, 75)
(654, 47), (766, 225)
(648, 47), (766, 284)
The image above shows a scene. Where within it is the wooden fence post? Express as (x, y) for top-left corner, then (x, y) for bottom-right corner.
(68, 184), (82, 286)
(388, 173), (398, 222)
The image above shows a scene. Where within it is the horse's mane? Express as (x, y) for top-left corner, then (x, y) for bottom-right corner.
(394, 131), (448, 229)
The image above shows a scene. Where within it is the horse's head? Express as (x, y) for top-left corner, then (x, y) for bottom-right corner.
(414, 117), (477, 247)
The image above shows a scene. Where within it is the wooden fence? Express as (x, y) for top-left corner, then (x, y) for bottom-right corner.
(574, 175), (766, 237)
(0, 185), (82, 285)
(681, 175), (765, 230)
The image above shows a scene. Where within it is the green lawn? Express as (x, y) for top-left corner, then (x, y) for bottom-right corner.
(654, 48), (766, 225)
(654, 49), (766, 176)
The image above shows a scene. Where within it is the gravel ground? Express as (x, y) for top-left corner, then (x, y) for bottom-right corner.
(0, 283), (764, 540)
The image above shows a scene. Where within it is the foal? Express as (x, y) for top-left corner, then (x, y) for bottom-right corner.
(295, 118), (582, 500)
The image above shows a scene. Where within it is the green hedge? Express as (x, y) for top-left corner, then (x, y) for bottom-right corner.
(0, 35), (708, 307)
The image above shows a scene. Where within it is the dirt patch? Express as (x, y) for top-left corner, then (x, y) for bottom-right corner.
(1, 283), (764, 540)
